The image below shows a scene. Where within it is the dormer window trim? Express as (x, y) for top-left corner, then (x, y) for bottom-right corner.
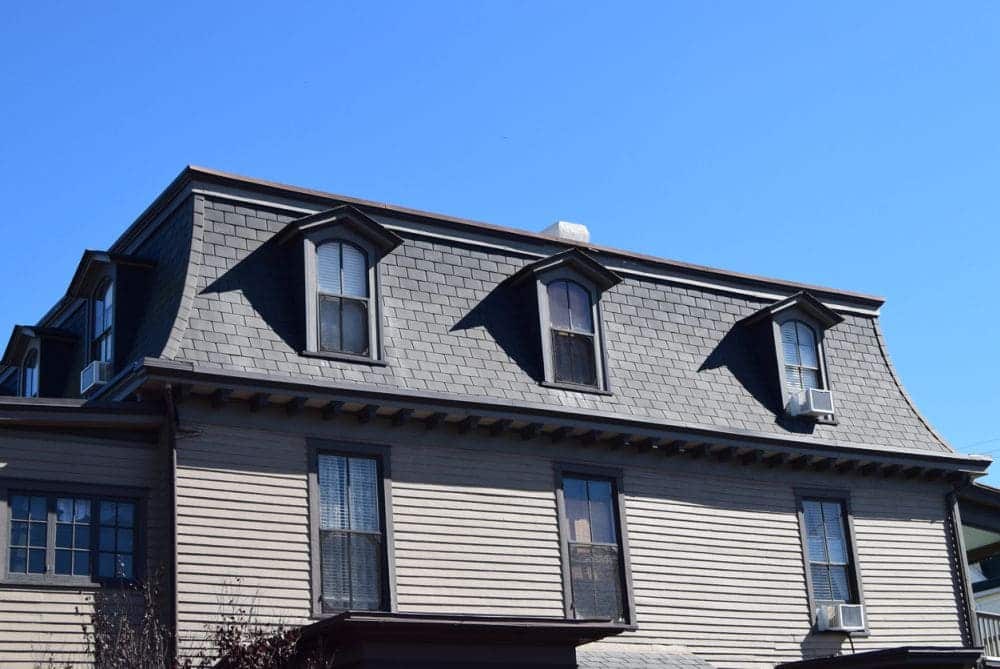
(90, 277), (115, 370)
(280, 206), (403, 366)
(771, 308), (831, 412)
(514, 249), (621, 396)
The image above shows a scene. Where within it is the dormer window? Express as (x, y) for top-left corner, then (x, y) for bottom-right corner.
(317, 241), (370, 356)
(781, 320), (821, 392)
(512, 249), (621, 394)
(739, 292), (843, 420)
(91, 279), (114, 366)
(547, 280), (598, 387)
(278, 205), (403, 364)
(20, 350), (38, 398)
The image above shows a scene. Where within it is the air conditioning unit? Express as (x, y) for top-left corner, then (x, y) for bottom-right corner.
(788, 388), (835, 418)
(816, 601), (865, 632)
(80, 361), (111, 394)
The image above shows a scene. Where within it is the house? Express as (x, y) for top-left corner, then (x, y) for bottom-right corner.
(0, 166), (992, 669)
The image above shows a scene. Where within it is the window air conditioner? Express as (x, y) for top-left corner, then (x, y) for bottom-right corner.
(816, 602), (865, 633)
(788, 388), (835, 418)
(80, 361), (112, 394)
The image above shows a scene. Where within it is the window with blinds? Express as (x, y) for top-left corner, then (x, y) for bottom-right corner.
(781, 320), (821, 392)
(547, 280), (598, 387)
(562, 475), (625, 621)
(316, 242), (370, 356)
(317, 453), (384, 612)
(802, 498), (857, 604)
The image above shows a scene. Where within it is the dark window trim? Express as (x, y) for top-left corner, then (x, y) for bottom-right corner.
(772, 308), (833, 418)
(793, 487), (868, 637)
(20, 345), (39, 398)
(302, 228), (385, 363)
(89, 275), (117, 369)
(307, 439), (396, 619)
(536, 268), (613, 394)
(0, 478), (147, 588)
(553, 463), (636, 628)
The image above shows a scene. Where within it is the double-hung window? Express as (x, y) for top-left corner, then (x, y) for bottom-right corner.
(312, 447), (392, 615)
(5, 489), (139, 583)
(547, 280), (598, 387)
(781, 320), (822, 392)
(316, 242), (370, 357)
(92, 279), (114, 367)
(799, 496), (861, 608)
(20, 349), (39, 398)
(557, 471), (632, 623)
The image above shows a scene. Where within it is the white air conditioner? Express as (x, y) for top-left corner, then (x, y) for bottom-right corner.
(80, 361), (111, 395)
(788, 388), (835, 418)
(815, 601), (865, 632)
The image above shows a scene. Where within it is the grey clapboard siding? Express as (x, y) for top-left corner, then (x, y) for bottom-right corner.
(172, 408), (964, 668)
(0, 431), (167, 668)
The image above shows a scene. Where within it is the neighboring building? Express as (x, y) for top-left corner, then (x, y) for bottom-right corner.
(959, 483), (1000, 661)
(0, 166), (992, 669)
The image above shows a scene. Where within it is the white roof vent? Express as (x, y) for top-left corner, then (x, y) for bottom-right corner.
(541, 220), (590, 244)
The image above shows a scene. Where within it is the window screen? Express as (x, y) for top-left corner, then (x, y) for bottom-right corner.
(317, 453), (384, 612)
(781, 320), (821, 391)
(802, 498), (856, 603)
(316, 242), (370, 355)
(548, 280), (597, 387)
(563, 475), (625, 621)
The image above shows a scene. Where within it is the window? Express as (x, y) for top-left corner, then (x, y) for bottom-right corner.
(557, 471), (633, 623)
(316, 242), (370, 357)
(5, 490), (138, 583)
(92, 279), (114, 366)
(548, 280), (598, 387)
(799, 495), (863, 613)
(20, 349), (38, 398)
(781, 320), (821, 392)
(314, 451), (389, 613)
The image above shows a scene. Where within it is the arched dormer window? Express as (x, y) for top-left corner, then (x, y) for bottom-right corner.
(781, 319), (821, 392)
(21, 350), (39, 398)
(92, 279), (114, 367)
(546, 280), (597, 387)
(280, 205), (402, 364)
(316, 241), (370, 356)
(514, 249), (621, 394)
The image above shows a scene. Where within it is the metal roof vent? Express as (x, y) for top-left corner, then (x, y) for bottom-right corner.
(541, 220), (590, 244)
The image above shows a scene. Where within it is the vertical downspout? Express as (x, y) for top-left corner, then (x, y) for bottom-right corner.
(163, 383), (180, 662)
(948, 485), (982, 649)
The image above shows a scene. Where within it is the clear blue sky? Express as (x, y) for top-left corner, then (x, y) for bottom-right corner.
(2, 2), (998, 478)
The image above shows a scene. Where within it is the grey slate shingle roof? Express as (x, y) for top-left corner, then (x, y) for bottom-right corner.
(164, 194), (951, 454)
(577, 647), (716, 668)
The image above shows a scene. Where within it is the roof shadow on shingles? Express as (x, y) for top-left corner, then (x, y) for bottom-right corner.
(200, 235), (303, 353)
(698, 319), (819, 437)
(450, 277), (544, 385)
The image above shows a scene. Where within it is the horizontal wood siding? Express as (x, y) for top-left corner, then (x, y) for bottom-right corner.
(0, 431), (166, 668)
(172, 407), (965, 668)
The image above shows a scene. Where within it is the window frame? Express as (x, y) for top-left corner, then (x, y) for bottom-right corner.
(19, 347), (39, 398)
(307, 439), (396, 618)
(553, 463), (636, 627)
(536, 268), (612, 395)
(794, 488), (868, 636)
(0, 479), (146, 588)
(302, 229), (385, 365)
(771, 308), (832, 413)
(89, 276), (116, 370)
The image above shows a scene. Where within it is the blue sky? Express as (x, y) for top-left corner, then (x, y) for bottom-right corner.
(1, 2), (998, 478)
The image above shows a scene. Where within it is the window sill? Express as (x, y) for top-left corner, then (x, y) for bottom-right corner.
(0, 575), (129, 589)
(301, 350), (388, 366)
(541, 381), (613, 397)
(809, 626), (870, 639)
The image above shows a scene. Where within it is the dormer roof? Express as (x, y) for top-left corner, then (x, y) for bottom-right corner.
(511, 248), (622, 292)
(739, 291), (845, 330)
(66, 250), (154, 299)
(1, 325), (77, 367)
(277, 205), (404, 255)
